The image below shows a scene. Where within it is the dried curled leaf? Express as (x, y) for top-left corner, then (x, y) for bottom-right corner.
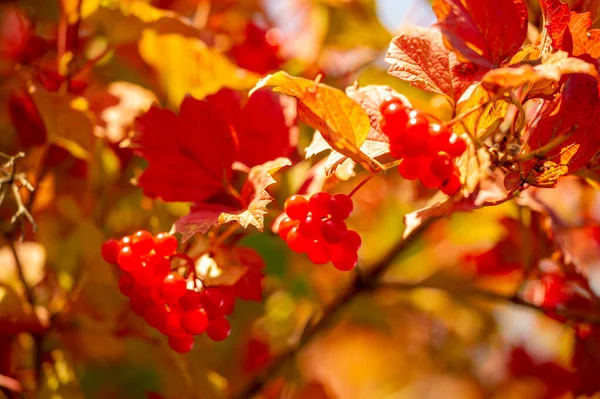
(252, 72), (380, 171)
(482, 51), (598, 92)
(432, 0), (528, 68)
(385, 27), (483, 105)
(174, 158), (291, 241)
(219, 158), (291, 230)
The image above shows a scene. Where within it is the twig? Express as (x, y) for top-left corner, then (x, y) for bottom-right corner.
(377, 279), (600, 324)
(231, 217), (438, 399)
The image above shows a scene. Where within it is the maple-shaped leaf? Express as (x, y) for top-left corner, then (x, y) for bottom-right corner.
(252, 71), (381, 172)
(385, 27), (483, 105)
(305, 84), (411, 176)
(569, 11), (600, 59)
(432, 0), (528, 68)
(132, 90), (297, 202)
(506, 74), (600, 189)
(132, 95), (238, 202)
(174, 158), (291, 241)
(482, 51), (597, 92)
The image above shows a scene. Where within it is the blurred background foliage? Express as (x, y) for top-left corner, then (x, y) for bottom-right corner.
(1, 0), (599, 399)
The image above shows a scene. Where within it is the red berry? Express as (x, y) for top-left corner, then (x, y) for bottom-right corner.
(181, 308), (209, 335)
(321, 218), (347, 243)
(120, 236), (132, 246)
(441, 174), (461, 196)
(207, 318), (231, 341)
(101, 239), (121, 265)
(200, 288), (225, 314)
(404, 113), (430, 154)
(380, 97), (409, 141)
(168, 333), (194, 353)
(447, 134), (467, 157)
(430, 152), (454, 181)
(329, 194), (353, 221)
(146, 254), (171, 281)
(343, 230), (362, 251)
(389, 140), (405, 159)
(331, 250), (358, 272)
(154, 233), (178, 256)
(298, 215), (322, 239)
(398, 157), (423, 180)
(130, 295), (152, 317)
(429, 125), (452, 154)
(162, 273), (187, 301)
(419, 167), (443, 189)
(118, 246), (142, 272)
(131, 230), (154, 256)
(278, 217), (298, 241)
(163, 310), (184, 336)
(309, 192), (332, 218)
(284, 195), (309, 220)
(180, 290), (203, 311)
(286, 226), (311, 253)
(144, 303), (167, 329)
(307, 240), (330, 265)
(118, 273), (135, 297)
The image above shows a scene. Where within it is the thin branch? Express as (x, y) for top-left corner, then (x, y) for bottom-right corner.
(231, 217), (438, 399)
(8, 240), (35, 306)
(378, 279), (600, 324)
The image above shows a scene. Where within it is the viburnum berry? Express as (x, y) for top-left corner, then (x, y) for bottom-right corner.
(430, 152), (454, 181)
(207, 318), (232, 341)
(398, 157), (422, 180)
(321, 218), (347, 243)
(330, 248), (358, 272)
(118, 273), (135, 297)
(404, 112), (430, 152)
(329, 194), (353, 221)
(154, 232), (178, 256)
(286, 226), (311, 253)
(298, 215), (322, 239)
(380, 96), (409, 141)
(447, 134), (467, 157)
(309, 192), (332, 218)
(101, 239), (121, 265)
(118, 246), (142, 272)
(200, 287), (226, 315)
(278, 217), (297, 240)
(284, 195), (309, 220)
(180, 290), (203, 311)
(181, 308), (209, 335)
(162, 273), (187, 301)
(441, 174), (461, 196)
(343, 230), (362, 251)
(307, 240), (330, 265)
(168, 333), (195, 354)
(131, 230), (154, 255)
(419, 167), (443, 189)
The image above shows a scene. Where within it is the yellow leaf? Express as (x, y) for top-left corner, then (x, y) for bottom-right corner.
(455, 84), (507, 138)
(139, 30), (259, 106)
(252, 72), (380, 171)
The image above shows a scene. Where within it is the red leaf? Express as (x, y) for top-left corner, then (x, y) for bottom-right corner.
(509, 74), (600, 188)
(540, 0), (573, 51)
(385, 27), (484, 104)
(132, 90), (297, 202)
(133, 95), (238, 202)
(432, 0), (528, 68)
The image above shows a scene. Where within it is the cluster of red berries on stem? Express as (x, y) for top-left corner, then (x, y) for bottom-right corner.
(380, 96), (466, 196)
(279, 193), (362, 271)
(101, 231), (236, 353)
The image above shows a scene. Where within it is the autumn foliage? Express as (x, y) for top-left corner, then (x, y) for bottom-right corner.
(4, 0), (600, 398)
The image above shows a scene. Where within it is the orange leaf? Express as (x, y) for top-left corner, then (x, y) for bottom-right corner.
(385, 27), (484, 105)
(568, 11), (600, 59)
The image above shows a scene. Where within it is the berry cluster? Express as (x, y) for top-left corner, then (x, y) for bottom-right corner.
(279, 193), (362, 271)
(101, 231), (236, 353)
(379, 96), (466, 196)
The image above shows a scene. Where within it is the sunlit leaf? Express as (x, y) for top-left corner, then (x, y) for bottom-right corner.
(139, 30), (259, 106)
